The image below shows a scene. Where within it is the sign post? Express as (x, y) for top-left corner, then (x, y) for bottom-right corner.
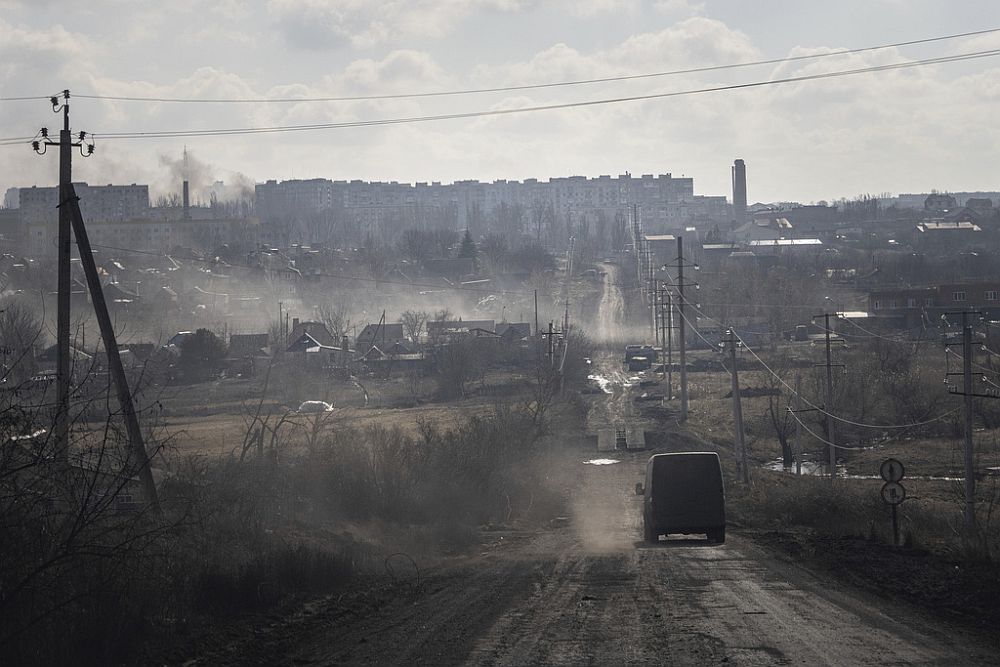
(880, 458), (906, 547)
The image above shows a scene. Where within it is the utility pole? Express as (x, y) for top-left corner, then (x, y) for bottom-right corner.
(652, 278), (660, 346)
(962, 311), (975, 533)
(677, 236), (689, 420)
(724, 328), (749, 483)
(813, 312), (844, 479)
(666, 290), (673, 400)
(39, 90), (74, 464)
(824, 312), (836, 479)
(547, 321), (554, 366)
(944, 310), (998, 536)
(34, 96), (159, 510)
(67, 186), (160, 512)
(533, 289), (538, 342)
(794, 372), (803, 476)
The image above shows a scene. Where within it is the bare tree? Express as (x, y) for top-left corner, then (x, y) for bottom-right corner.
(399, 310), (428, 343)
(317, 300), (354, 344)
(0, 297), (44, 384)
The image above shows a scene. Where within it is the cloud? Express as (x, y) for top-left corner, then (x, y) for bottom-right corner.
(266, 0), (534, 50)
(653, 0), (705, 16)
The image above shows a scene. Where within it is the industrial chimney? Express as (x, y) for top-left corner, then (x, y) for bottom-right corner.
(182, 180), (190, 220)
(732, 159), (747, 223)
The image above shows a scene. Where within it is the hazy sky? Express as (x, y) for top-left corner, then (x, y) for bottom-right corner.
(2, 0), (999, 203)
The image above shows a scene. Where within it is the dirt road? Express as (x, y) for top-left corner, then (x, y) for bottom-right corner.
(596, 262), (625, 343)
(206, 444), (993, 666)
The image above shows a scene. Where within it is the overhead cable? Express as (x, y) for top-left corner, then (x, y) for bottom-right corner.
(43, 26), (1000, 105)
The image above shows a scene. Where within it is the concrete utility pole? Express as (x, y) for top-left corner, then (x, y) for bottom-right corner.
(533, 289), (538, 342)
(813, 312), (843, 479)
(677, 236), (689, 420)
(944, 310), (996, 535)
(794, 372), (803, 476)
(45, 90), (73, 464)
(34, 95), (159, 510)
(67, 186), (160, 512)
(824, 313), (837, 479)
(666, 290), (673, 400)
(725, 328), (749, 483)
(962, 311), (975, 533)
(652, 278), (659, 346)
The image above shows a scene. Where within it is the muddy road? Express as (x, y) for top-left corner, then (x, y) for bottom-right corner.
(206, 445), (993, 666)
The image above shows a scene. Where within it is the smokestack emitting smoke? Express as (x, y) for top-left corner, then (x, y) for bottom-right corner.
(182, 180), (190, 219)
(732, 158), (747, 222)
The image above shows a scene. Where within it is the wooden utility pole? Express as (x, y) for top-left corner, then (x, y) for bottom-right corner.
(725, 328), (749, 483)
(677, 236), (689, 420)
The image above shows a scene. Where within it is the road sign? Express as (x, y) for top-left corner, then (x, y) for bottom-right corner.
(880, 458), (905, 483)
(881, 482), (906, 505)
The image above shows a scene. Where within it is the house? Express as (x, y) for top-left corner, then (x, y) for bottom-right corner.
(925, 193), (957, 211)
(287, 319), (337, 347)
(914, 220), (982, 250)
(868, 281), (1000, 329)
(426, 319), (495, 341)
(227, 333), (270, 375)
(496, 322), (531, 343)
(733, 218), (792, 243)
(356, 322), (406, 349)
(745, 238), (823, 255)
(285, 332), (346, 370)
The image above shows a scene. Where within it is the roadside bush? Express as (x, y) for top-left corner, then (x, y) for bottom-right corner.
(307, 403), (555, 528)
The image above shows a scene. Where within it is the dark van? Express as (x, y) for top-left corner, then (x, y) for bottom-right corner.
(635, 452), (726, 543)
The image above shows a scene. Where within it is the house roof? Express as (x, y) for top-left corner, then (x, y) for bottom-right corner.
(917, 221), (981, 232)
(496, 322), (531, 338)
(357, 322), (405, 341)
(288, 321), (336, 347)
(286, 330), (342, 354)
(427, 319), (495, 334)
(747, 238), (822, 247)
(229, 333), (269, 358)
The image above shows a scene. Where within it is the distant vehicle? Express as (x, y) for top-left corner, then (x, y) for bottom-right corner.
(297, 400), (334, 413)
(162, 331), (194, 355)
(627, 356), (651, 372)
(624, 344), (657, 364)
(635, 452), (726, 544)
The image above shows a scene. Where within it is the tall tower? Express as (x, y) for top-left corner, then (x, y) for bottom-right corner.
(182, 146), (191, 220)
(732, 158), (747, 223)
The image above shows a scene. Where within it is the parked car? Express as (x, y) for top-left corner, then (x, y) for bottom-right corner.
(297, 400), (334, 413)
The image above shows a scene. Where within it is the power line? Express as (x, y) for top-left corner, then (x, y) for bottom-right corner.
(732, 329), (958, 430)
(2, 47), (995, 146)
(5, 26), (988, 105)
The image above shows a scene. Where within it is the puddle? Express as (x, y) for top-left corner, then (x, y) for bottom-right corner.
(763, 459), (966, 481)
(586, 374), (614, 394)
(583, 458), (621, 465)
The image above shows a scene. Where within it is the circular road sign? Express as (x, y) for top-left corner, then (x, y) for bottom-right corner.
(880, 458), (905, 483)
(881, 481), (906, 506)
